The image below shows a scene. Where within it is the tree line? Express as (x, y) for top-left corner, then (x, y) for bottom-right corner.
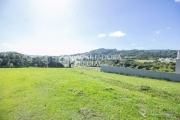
(0, 52), (64, 68)
(0, 49), (178, 71)
(109, 59), (176, 72)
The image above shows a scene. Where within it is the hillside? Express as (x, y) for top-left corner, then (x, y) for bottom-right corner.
(0, 49), (178, 68)
(76, 48), (178, 60)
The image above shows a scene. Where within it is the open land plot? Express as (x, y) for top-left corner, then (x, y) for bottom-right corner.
(0, 68), (180, 120)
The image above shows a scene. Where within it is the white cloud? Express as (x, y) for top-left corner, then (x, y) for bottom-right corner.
(175, 0), (180, 2)
(131, 44), (136, 46)
(97, 34), (106, 38)
(155, 29), (161, 34)
(166, 27), (171, 29)
(109, 31), (126, 37)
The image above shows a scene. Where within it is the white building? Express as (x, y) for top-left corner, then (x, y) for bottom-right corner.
(159, 58), (174, 61)
(159, 58), (165, 61)
(165, 58), (174, 61)
(176, 50), (180, 74)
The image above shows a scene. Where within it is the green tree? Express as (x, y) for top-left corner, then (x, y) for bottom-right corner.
(0, 58), (3, 67)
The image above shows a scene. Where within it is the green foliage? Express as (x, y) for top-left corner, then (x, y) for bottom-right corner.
(0, 49), (178, 69)
(0, 52), (64, 68)
(110, 60), (176, 72)
(85, 49), (177, 60)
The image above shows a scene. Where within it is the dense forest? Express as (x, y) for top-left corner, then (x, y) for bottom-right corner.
(76, 48), (177, 72)
(0, 49), (178, 72)
(82, 48), (177, 60)
(0, 52), (64, 68)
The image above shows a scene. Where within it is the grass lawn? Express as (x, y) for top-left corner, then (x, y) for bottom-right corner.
(0, 68), (180, 120)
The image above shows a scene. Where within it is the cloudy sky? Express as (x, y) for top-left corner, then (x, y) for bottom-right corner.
(0, 0), (180, 55)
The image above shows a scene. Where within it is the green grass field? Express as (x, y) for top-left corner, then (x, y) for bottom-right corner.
(0, 68), (180, 120)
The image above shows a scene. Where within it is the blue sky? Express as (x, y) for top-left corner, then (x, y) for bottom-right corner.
(0, 0), (180, 55)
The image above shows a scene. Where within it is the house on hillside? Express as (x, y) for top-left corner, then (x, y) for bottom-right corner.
(159, 58), (165, 61)
(165, 58), (174, 61)
(159, 58), (174, 61)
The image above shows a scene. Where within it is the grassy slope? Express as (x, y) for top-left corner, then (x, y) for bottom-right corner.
(0, 68), (180, 120)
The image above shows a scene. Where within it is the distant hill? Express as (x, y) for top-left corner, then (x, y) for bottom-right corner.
(0, 49), (178, 68)
(71, 48), (178, 60)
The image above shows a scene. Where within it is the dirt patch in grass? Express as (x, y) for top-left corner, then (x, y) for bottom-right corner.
(78, 91), (85, 96)
(79, 108), (100, 119)
(137, 104), (147, 118)
(71, 89), (77, 93)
